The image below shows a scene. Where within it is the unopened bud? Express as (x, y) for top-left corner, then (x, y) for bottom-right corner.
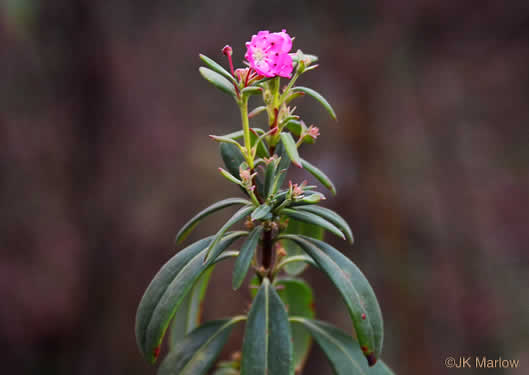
(231, 351), (241, 361)
(306, 125), (320, 140)
(222, 45), (233, 56)
(245, 218), (255, 229)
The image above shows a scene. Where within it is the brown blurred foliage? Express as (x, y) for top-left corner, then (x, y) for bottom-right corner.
(1, 1), (528, 374)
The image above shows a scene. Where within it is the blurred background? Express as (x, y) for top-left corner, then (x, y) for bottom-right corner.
(1, 1), (528, 374)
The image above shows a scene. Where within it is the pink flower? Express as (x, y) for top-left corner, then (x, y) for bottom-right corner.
(245, 30), (293, 78)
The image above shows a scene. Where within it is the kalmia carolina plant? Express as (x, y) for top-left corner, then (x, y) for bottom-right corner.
(135, 30), (395, 375)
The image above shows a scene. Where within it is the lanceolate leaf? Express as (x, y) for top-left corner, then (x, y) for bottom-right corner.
(281, 208), (345, 240)
(263, 161), (276, 198)
(174, 198), (250, 245)
(199, 67), (236, 97)
(169, 267), (214, 349)
(291, 86), (336, 120)
(251, 204), (271, 221)
(220, 143), (265, 196)
(274, 141), (291, 189)
(135, 232), (246, 363)
(241, 278), (292, 375)
(241, 86), (263, 97)
(279, 235), (383, 366)
(275, 278), (315, 374)
(290, 318), (394, 375)
(205, 206), (254, 260)
(249, 106), (266, 118)
(280, 132), (302, 168)
(300, 158), (336, 195)
(220, 143), (245, 177)
(295, 205), (354, 244)
(158, 317), (245, 375)
(280, 218), (324, 276)
(232, 226), (263, 290)
(250, 128), (269, 159)
(199, 54), (237, 84)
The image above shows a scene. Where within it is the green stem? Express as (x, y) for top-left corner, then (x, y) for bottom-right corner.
(278, 70), (300, 103)
(239, 96), (254, 168)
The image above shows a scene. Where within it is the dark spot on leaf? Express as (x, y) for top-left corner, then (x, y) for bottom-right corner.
(361, 313), (366, 320)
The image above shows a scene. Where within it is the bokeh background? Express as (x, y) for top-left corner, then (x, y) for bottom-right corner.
(1, 1), (528, 374)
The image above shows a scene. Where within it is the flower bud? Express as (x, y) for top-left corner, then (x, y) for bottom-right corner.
(222, 45), (233, 56)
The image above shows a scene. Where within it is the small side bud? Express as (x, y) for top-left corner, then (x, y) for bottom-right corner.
(245, 218), (255, 230)
(231, 351), (241, 361)
(222, 45), (233, 56)
(222, 45), (235, 76)
(306, 125), (320, 140)
(276, 246), (287, 259)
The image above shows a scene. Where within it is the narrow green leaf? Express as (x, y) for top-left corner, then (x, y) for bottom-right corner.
(300, 158), (336, 195)
(241, 278), (292, 375)
(296, 205), (353, 244)
(291, 86), (336, 120)
(275, 254), (318, 273)
(218, 168), (243, 185)
(284, 119), (303, 136)
(220, 143), (265, 197)
(291, 319), (394, 375)
(280, 235), (384, 366)
(250, 129), (269, 159)
(210, 135), (244, 148)
(220, 143), (245, 177)
(222, 130), (244, 139)
(280, 133), (302, 168)
(275, 278), (315, 374)
(169, 267), (213, 349)
(263, 160), (277, 198)
(295, 192), (326, 205)
(136, 232), (246, 363)
(242, 86), (263, 97)
(205, 206), (254, 260)
(274, 141), (291, 190)
(158, 317), (245, 375)
(222, 128), (265, 140)
(199, 67), (236, 97)
(251, 204), (271, 221)
(249, 106), (266, 118)
(285, 91), (305, 104)
(281, 208), (345, 240)
(174, 197), (250, 245)
(232, 226), (263, 290)
(199, 54), (237, 84)
(280, 219), (324, 276)
(290, 52), (319, 65)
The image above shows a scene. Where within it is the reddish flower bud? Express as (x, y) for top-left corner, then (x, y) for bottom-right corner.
(222, 45), (233, 56)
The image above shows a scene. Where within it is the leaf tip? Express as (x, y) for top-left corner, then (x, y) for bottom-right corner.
(153, 345), (161, 360)
(367, 353), (377, 366)
(361, 346), (377, 367)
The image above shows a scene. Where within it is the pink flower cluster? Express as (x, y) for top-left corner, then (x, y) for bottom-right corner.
(245, 30), (293, 78)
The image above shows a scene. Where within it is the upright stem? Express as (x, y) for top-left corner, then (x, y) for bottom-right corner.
(239, 96), (253, 168)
